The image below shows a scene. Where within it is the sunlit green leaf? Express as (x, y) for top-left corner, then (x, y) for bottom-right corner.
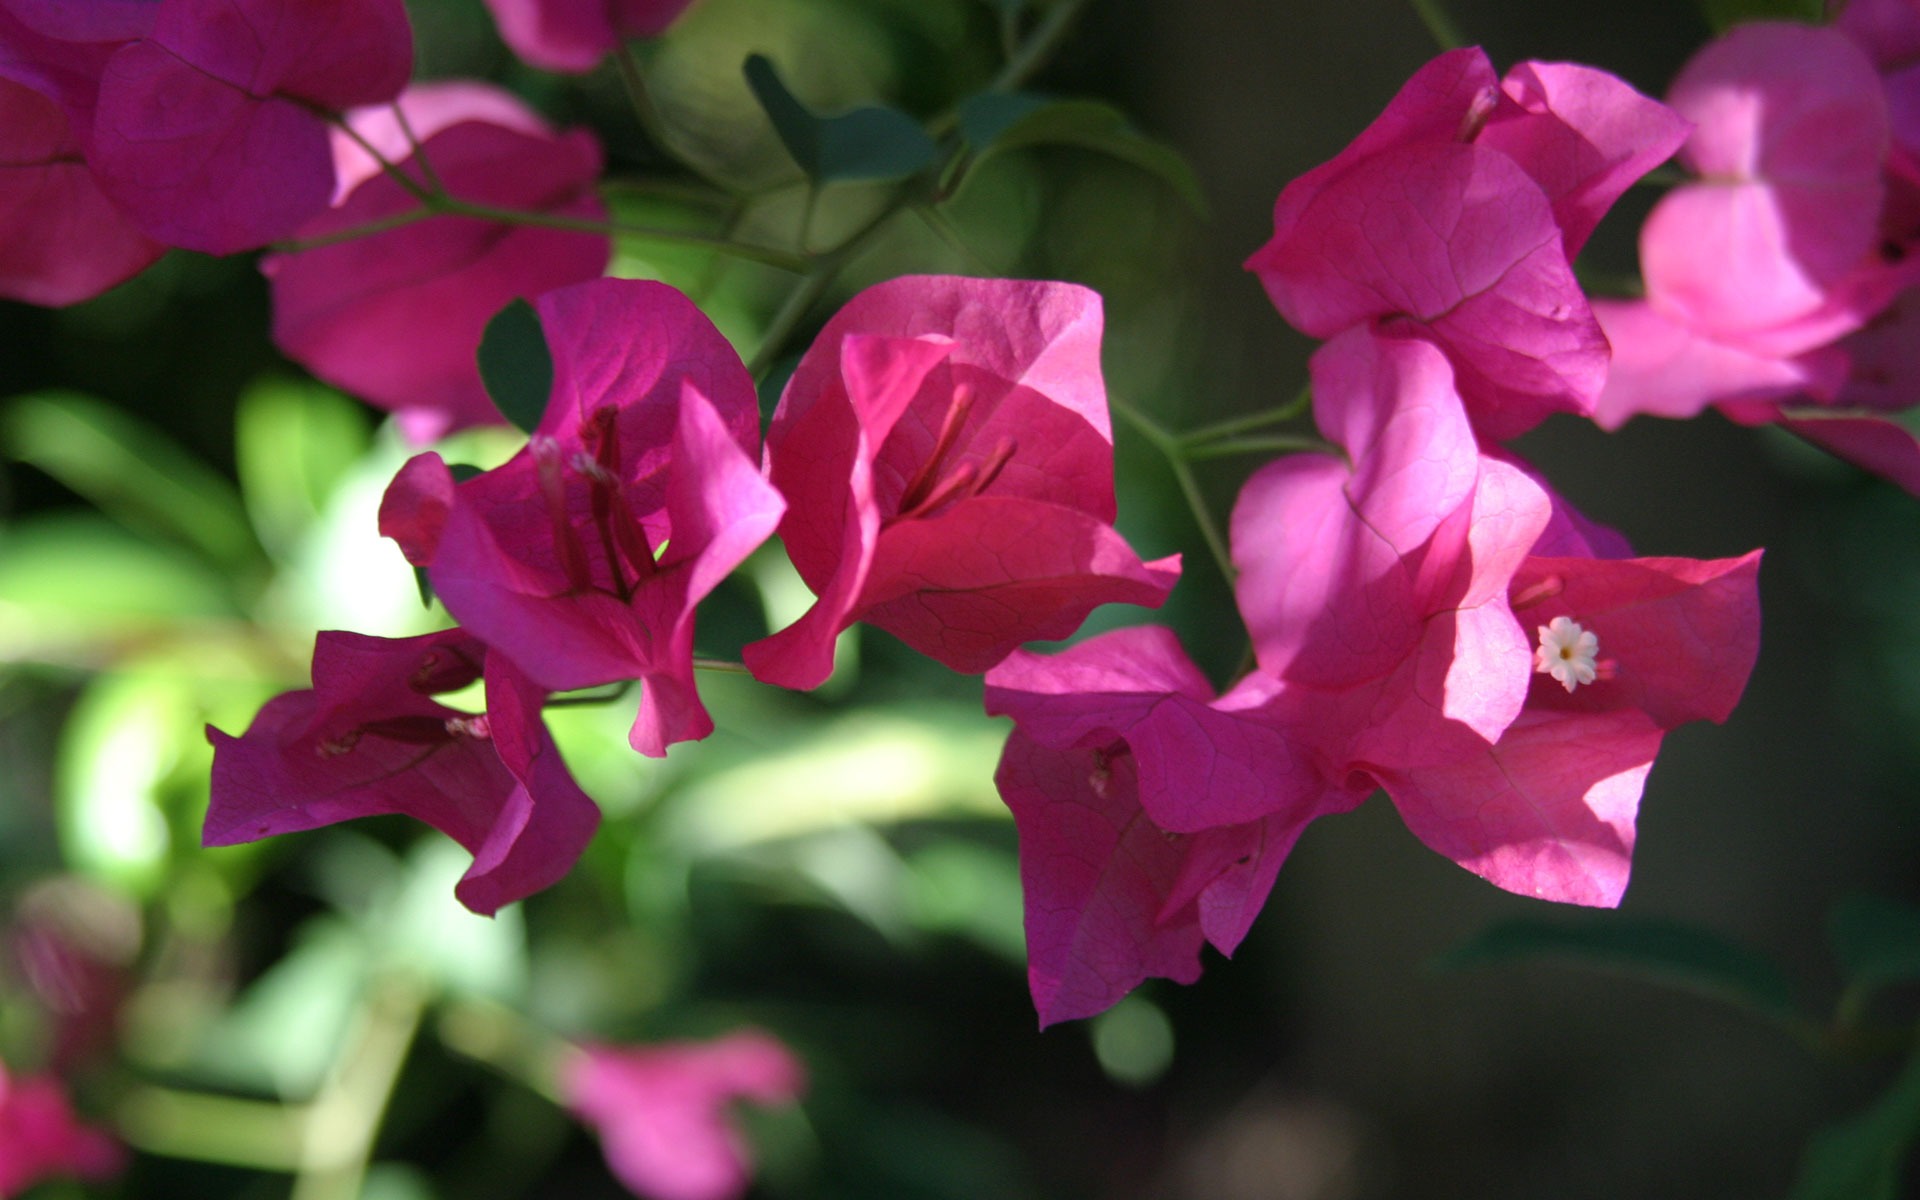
(377, 839), (528, 1002)
(745, 54), (939, 184)
(477, 299), (554, 435)
(665, 707), (1008, 853)
(234, 379), (371, 563)
(0, 516), (235, 664)
(56, 651), (278, 897)
(2, 390), (261, 572)
(1438, 913), (1805, 1027)
(1789, 1046), (1920, 1200)
(957, 94), (1208, 214)
(198, 917), (368, 1097)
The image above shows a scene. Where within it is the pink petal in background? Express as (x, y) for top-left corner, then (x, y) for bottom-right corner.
(265, 81), (610, 439)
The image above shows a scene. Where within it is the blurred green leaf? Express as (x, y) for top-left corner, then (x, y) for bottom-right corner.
(1696, 0), (1823, 32)
(56, 669), (189, 896)
(1789, 1045), (1920, 1200)
(234, 379), (371, 563)
(903, 840), (1025, 963)
(0, 515), (235, 663)
(376, 839), (528, 1002)
(1439, 913), (1805, 1027)
(57, 651), (276, 897)
(2, 390), (261, 572)
(666, 707), (1008, 853)
(957, 94), (1208, 214)
(200, 917), (368, 1097)
(477, 299), (553, 435)
(745, 53), (939, 183)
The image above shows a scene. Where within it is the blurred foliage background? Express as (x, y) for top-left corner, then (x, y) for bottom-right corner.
(3, 0), (1919, 1197)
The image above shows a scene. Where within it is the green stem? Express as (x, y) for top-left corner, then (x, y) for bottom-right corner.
(272, 206), (439, 253)
(289, 977), (426, 1200)
(330, 116), (435, 203)
(747, 198), (900, 379)
(992, 0), (1098, 92)
(912, 203), (995, 273)
(437, 998), (572, 1105)
(118, 1089), (307, 1170)
(1112, 398), (1234, 584)
(599, 176), (738, 209)
(693, 657), (752, 675)
(434, 196), (808, 271)
(1177, 385), (1311, 446)
(544, 681), (635, 708)
(1407, 0), (1466, 50)
(1184, 434), (1336, 460)
(391, 102), (444, 195)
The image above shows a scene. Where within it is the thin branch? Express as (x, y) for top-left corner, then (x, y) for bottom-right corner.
(1183, 434), (1337, 461)
(1112, 398), (1234, 584)
(992, 0), (1098, 93)
(329, 115), (435, 203)
(390, 102), (444, 194)
(1407, 0), (1466, 51)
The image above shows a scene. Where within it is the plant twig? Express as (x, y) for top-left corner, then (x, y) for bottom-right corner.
(1112, 398), (1234, 584)
(1407, 0), (1466, 51)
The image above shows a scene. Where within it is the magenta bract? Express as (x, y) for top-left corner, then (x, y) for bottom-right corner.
(563, 1030), (805, 1200)
(204, 629), (601, 916)
(985, 626), (1353, 1026)
(381, 279), (782, 757)
(1233, 330), (1546, 756)
(0, 75), (160, 305)
(1247, 47), (1687, 438)
(89, 0), (413, 254)
(264, 82), (610, 440)
(483, 0), (698, 73)
(745, 275), (1179, 689)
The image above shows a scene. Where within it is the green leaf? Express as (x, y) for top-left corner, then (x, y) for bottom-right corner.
(956, 94), (1208, 215)
(1696, 0), (1824, 32)
(1789, 1046), (1920, 1200)
(375, 839), (528, 1001)
(1438, 913), (1805, 1027)
(1829, 895), (1920, 1015)
(0, 516), (235, 664)
(199, 917), (368, 1096)
(234, 379), (370, 563)
(476, 299), (554, 435)
(744, 54), (939, 184)
(2, 390), (261, 571)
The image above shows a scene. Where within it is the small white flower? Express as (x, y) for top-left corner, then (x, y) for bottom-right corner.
(1534, 616), (1599, 693)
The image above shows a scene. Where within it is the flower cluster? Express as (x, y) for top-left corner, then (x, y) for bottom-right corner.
(1594, 9), (1920, 494)
(987, 48), (1763, 1025)
(204, 271), (1174, 919)
(2, 0), (1802, 1044)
